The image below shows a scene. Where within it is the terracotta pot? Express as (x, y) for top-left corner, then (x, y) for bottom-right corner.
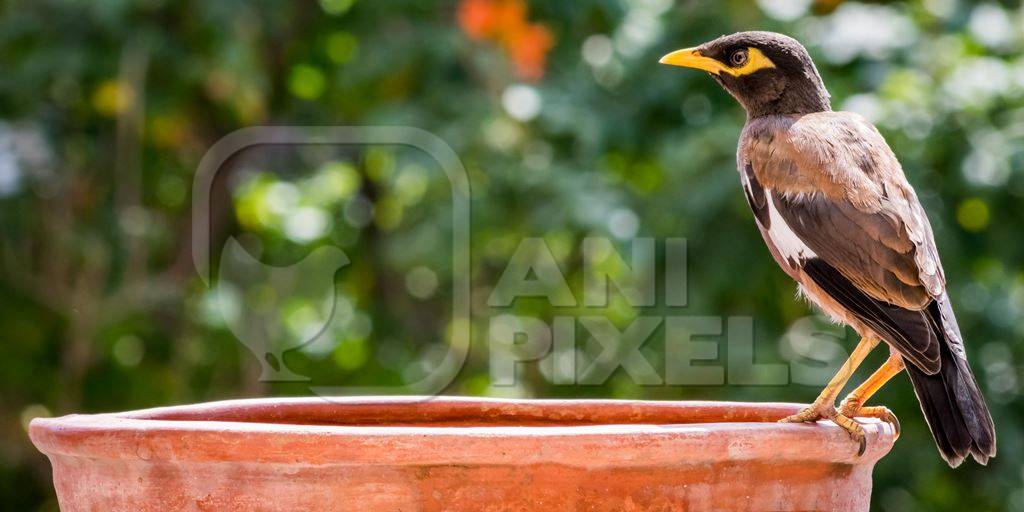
(30, 397), (895, 511)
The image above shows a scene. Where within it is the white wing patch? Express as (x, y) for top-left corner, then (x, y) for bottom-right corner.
(765, 191), (817, 267)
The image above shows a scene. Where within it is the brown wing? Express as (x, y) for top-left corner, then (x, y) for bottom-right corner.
(774, 192), (933, 309)
(740, 111), (946, 372)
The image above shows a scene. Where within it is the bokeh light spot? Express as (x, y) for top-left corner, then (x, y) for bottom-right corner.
(289, 64), (327, 100)
(956, 198), (991, 232)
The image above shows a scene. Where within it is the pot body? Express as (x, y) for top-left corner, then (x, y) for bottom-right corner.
(30, 397), (895, 512)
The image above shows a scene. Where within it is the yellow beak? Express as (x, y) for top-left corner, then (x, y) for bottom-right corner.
(659, 47), (728, 75)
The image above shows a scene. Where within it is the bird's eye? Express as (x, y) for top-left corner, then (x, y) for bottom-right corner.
(729, 49), (749, 67)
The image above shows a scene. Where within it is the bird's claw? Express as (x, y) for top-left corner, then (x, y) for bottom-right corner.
(780, 402), (867, 456)
(838, 401), (901, 439)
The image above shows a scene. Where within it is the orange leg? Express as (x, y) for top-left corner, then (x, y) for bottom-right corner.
(780, 336), (880, 455)
(838, 353), (905, 437)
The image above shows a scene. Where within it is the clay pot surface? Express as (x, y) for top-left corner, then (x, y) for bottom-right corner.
(30, 396), (895, 511)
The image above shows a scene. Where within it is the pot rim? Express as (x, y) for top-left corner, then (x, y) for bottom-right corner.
(29, 397), (896, 468)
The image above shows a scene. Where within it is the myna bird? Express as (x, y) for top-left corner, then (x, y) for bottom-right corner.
(660, 31), (995, 466)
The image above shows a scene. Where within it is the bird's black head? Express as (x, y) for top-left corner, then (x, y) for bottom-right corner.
(660, 31), (831, 118)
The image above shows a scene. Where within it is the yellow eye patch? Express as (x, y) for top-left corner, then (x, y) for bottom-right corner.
(660, 46), (776, 77)
(723, 47), (776, 77)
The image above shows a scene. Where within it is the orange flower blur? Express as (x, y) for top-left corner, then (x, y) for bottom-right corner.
(457, 0), (554, 81)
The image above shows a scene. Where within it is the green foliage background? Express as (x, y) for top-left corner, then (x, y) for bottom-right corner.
(1, 0), (1023, 509)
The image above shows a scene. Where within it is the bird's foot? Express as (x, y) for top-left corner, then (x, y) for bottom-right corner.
(780, 400), (867, 456)
(838, 398), (900, 439)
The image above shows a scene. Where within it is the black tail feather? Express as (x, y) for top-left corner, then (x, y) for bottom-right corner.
(905, 297), (996, 467)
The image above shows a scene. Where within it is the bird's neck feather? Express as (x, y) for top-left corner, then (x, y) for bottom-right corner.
(742, 68), (832, 119)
